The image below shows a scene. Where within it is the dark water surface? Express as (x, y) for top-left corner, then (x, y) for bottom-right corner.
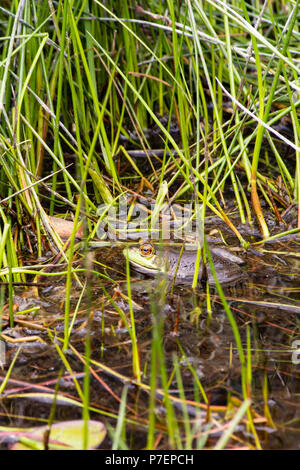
(0, 228), (300, 450)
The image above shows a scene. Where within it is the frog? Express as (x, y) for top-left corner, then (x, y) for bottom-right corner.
(123, 241), (246, 285)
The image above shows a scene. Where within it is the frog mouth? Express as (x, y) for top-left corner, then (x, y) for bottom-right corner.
(128, 259), (160, 274)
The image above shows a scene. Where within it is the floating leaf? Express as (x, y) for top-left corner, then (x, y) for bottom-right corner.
(10, 420), (106, 450)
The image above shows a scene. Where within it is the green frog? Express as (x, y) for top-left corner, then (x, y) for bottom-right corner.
(123, 241), (246, 285)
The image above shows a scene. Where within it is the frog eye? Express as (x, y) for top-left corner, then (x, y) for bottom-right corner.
(139, 243), (155, 257)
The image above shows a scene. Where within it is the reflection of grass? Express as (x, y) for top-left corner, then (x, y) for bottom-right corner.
(0, 0), (299, 450)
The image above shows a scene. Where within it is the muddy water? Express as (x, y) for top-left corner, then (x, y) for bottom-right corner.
(0, 231), (300, 449)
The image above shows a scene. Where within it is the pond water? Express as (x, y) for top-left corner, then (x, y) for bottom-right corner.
(1, 214), (299, 450)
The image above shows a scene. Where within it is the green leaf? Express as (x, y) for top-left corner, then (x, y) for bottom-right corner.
(10, 420), (106, 450)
